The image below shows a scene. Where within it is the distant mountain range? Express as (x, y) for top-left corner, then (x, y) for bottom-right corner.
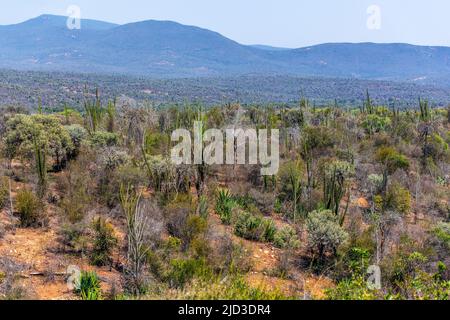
(1, 14), (450, 85)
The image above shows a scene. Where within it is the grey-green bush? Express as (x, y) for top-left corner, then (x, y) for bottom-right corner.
(306, 209), (348, 259)
(273, 226), (300, 249)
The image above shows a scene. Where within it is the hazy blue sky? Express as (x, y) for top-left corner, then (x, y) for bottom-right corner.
(1, 0), (449, 48)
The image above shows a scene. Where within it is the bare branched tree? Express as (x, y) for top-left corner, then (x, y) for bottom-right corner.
(119, 185), (162, 295)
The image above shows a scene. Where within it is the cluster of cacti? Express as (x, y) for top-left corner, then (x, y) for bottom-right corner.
(419, 97), (431, 122)
(323, 160), (354, 226)
(173, 104), (206, 130)
(263, 174), (276, 192)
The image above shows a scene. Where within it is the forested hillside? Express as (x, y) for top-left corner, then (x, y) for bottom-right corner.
(1, 69), (450, 109)
(2, 15), (450, 84)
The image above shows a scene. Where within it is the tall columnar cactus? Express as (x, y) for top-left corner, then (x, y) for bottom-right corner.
(193, 105), (209, 197)
(419, 97), (431, 122)
(263, 174), (276, 192)
(300, 96), (310, 110)
(84, 87), (103, 133)
(364, 90), (374, 115)
(106, 99), (116, 133)
(33, 135), (47, 198)
(278, 160), (303, 221)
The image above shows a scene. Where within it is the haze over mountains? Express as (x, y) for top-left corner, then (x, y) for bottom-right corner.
(1, 14), (450, 86)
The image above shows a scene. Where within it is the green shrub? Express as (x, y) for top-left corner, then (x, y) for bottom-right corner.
(15, 189), (42, 227)
(345, 247), (372, 275)
(204, 276), (288, 299)
(386, 183), (411, 214)
(57, 161), (92, 223)
(75, 271), (101, 300)
(234, 212), (276, 242)
(234, 211), (263, 241)
(90, 131), (118, 147)
(232, 194), (255, 211)
(190, 237), (211, 258)
(144, 131), (170, 155)
(158, 276), (289, 300)
(404, 270), (450, 300)
(146, 250), (166, 282)
(262, 219), (277, 242)
(167, 258), (211, 288)
(4, 114), (74, 173)
(90, 217), (118, 267)
(362, 114), (391, 135)
(165, 236), (182, 251)
(183, 215), (208, 247)
(382, 249), (450, 300)
(433, 222), (450, 249)
(273, 226), (300, 249)
(60, 189), (89, 223)
(215, 189), (236, 225)
(274, 198), (282, 214)
(325, 275), (379, 300)
(59, 107), (83, 125)
(277, 160), (303, 219)
(375, 147), (409, 192)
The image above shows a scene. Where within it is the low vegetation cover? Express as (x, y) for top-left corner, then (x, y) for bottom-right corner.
(2, 70), (450, 110)
(0, 89), (449, 300)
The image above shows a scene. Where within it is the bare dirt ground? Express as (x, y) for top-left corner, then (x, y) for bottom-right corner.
(0, 159), (390, 300)
(0, 174), (122, 300)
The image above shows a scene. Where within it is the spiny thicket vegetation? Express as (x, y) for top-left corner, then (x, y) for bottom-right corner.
(0, 89), (449, 300)
(2, 70), (450, 109)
